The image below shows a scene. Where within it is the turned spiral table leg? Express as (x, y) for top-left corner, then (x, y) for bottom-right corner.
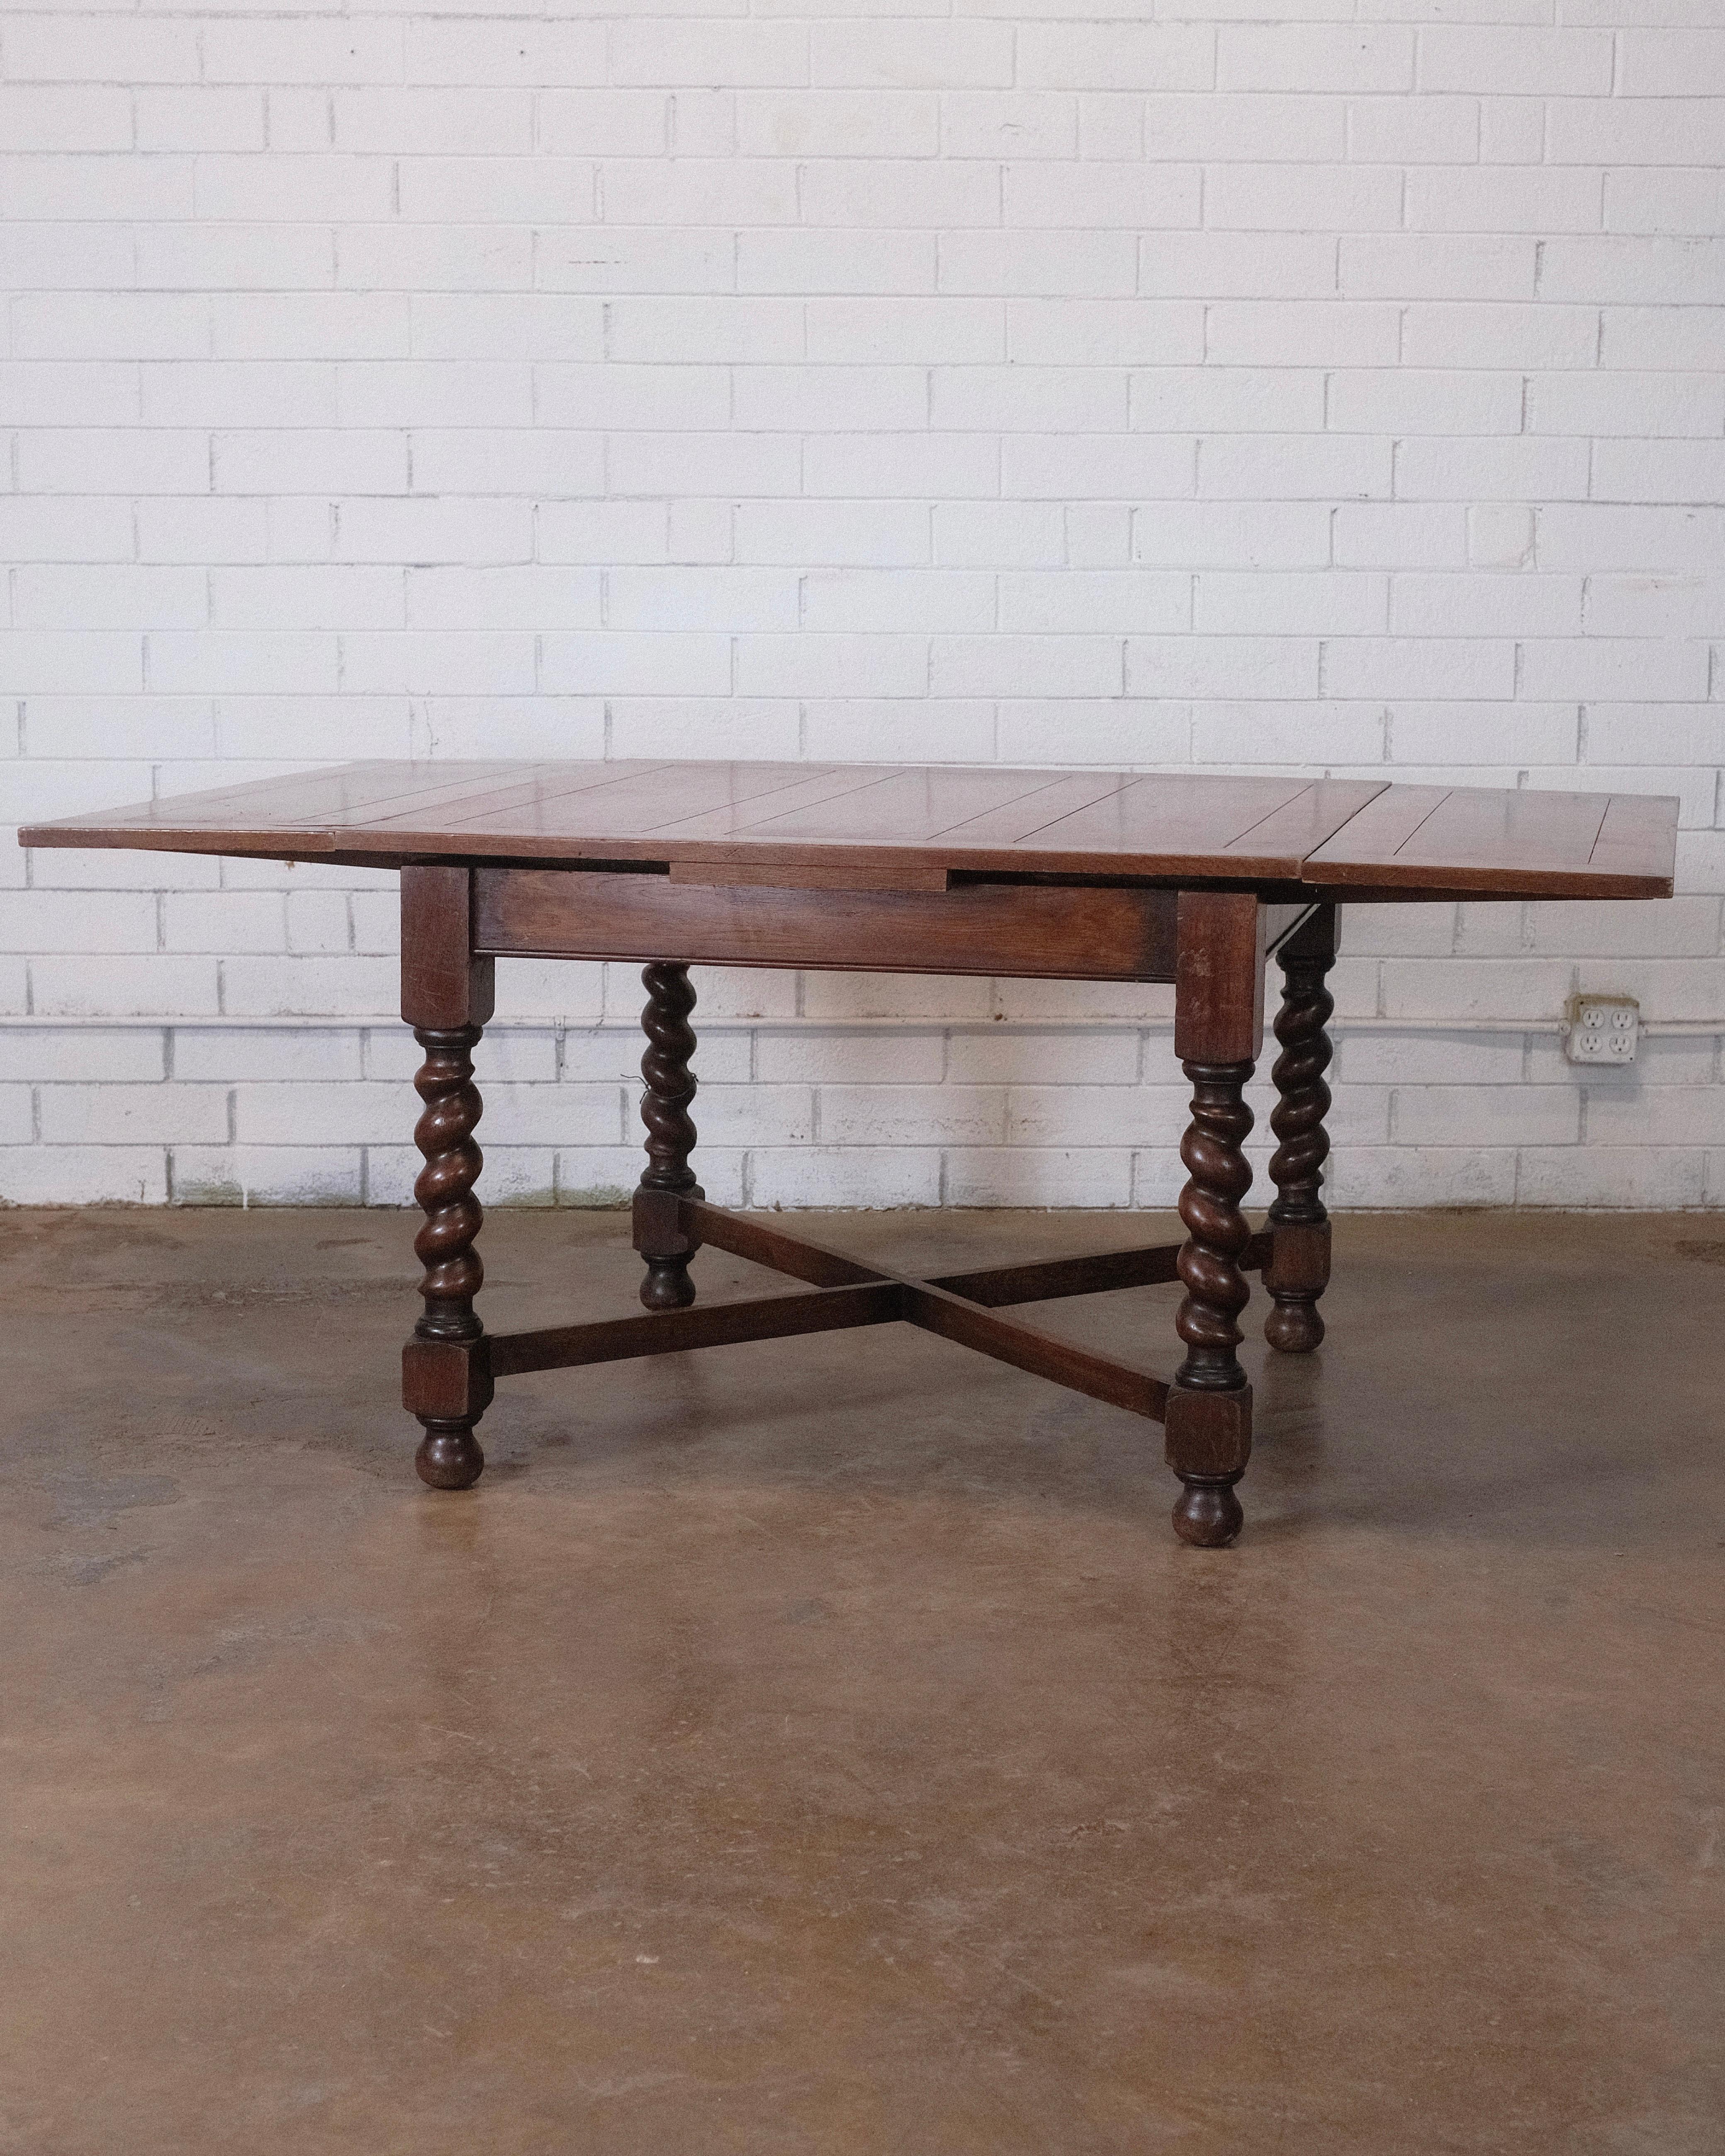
(634, 961), (703, 1312)
(1266, 905), (1336, 1355)
(410, 1023), (489, 1489)
(1167, 1057), (1256, 1547)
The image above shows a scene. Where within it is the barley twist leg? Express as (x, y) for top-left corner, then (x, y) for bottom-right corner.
(635, 962), (703, 1312)
(1169, 1057), (1255, 1547)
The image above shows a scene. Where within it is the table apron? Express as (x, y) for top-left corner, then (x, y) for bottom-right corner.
(472, 865), (1185, 982)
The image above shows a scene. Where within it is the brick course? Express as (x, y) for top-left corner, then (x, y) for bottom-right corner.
(2, 4), (1720, 1208)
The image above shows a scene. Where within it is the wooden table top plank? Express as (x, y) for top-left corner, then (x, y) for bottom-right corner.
(1220, 779), (1392, 861)
(562, 763), (908, 843)
(905, 771), (1134, 846)
(135, 758), (574, 829)
(682, 765), (1098, 848)
(360, 759), (839, 839)
(997, 771), (1304, 856)
(1303, 781), (1674, 897)
(1592, 793), (1686, 880)
(375, 763), (908, 853)
(977, 773), (1388, 877)
(19, 758), (1678, 901)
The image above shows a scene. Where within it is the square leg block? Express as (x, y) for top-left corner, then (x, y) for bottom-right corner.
(1164, 1381), (1253, 1479)
(1265, 1221), (1331, 1300)
(633, 1184), (703, 1265)
(403, 1337), (495, 1423)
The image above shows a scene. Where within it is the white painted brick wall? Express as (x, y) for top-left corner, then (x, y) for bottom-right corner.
(3, 2), (1723, 1214)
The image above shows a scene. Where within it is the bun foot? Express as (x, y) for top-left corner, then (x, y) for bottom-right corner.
(1173, 1474), (1244, 1548)
(640, 1257), (696, 1311)
(1265, 1296), (1325, 1354)
(416, 1419), (485, 1490)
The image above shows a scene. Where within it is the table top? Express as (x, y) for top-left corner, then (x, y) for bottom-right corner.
(20, 759), (1678, 902)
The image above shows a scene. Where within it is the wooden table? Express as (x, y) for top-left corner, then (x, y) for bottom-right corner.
(23, 760), (1678, 1547)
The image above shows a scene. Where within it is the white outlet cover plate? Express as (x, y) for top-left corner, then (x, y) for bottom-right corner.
(1563, 994), (1640, 1066)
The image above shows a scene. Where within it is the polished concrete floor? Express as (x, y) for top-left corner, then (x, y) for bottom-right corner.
(3, 1205), (1722, 2154)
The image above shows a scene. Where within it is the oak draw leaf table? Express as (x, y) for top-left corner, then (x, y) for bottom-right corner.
(22, 761), (1677, 1547)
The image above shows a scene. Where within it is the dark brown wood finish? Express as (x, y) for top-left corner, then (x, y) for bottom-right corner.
(475, 866), (1181, 982)
(1161, 890), (1265, 1547)
(1302, 782), (1676, 899)
(1265, 904), (1338, 1355)
(18, 758), (1678, 902)
(671, 1198), (1173, 1421)
(474, 1201), (1279, 1438)
(16, 759), (1681, 1547)
(633, 962), (703, 1312)
(490, 1279), (904, 1379)
(398, 866), (496, 1492)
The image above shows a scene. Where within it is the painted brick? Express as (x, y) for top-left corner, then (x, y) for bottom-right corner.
(1128, 635), (1317, 699)
(738, 91), (937, 159)
(1134, 368), (1325, 433)
(948, 1149), (1133, 1209)
(1009, 298), (1202, 366)
(334, 90), (534, 156)
(1394, 1085), (1579, 1147)
(1391, 576), (1583, 640)
(1601, 308), (1725, 374)
(202, 22), (403, 86)
(1346, 96), (1477, 165)
(139, 90), (256, 154)
(931, 633), (1119, 698)
(813, 22), (1012, 91)
(1328, 1148), (1517, 1209)
(2, 15), (1718, 1215)
(1194, 699), (1384, 766)
(1583, 574), (1725, 640)
(221, 958), (398, 1018)
(30, 956), (221, 1019)
(0, 1028), (165, 1084)
(1613, 32), (1725, 99)
(1147, 97), (1345, 166)
(1201, 435), (1391, 501)
(1341, 235), (1537, 302)
(1548, 100), (1722, 169)
(0, 1147), (169, 1206)
(750, 1145), (941, 1209)
(1528, 372), (1725, 440)
(1007, 165), (1198, 232)
(1004, 435), (1190, 502)
(1328, 371), (1522, 438)
(3, 18), (200, 84)
(1606, 171), (1725, 239)
(1421, 29), (1614, 97)
(1479, 98), (1547, 168)
(1206, 303), (1400, 368)
(1022, 26), (1215, 93)
(406, 22), (604, 88)
(738, 633), (926, 698)
(172, 1029), (362, 1084)
(1401, 305), (1598, 370)
(1196, 572), (1387, 637)
(1205, 163), (1400, 233)
(1516, 1149), (1704, 1210)
(1221, 27), (1413, 94)
(1000, 571), (1187, 635)
(39, 1083), (230, 1147)
(942, 94), (1077, 162)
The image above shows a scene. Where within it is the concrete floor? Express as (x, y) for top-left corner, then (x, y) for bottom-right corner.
(2, 1205), (1721, 2155)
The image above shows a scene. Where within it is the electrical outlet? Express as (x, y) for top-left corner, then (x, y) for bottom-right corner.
(1562, 994), (1640, 1066)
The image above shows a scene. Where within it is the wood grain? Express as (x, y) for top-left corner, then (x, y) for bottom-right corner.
(1302, 782), (1677, 898)
(474, 865), (1183, 982)
(20, 757), (1679, 899)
